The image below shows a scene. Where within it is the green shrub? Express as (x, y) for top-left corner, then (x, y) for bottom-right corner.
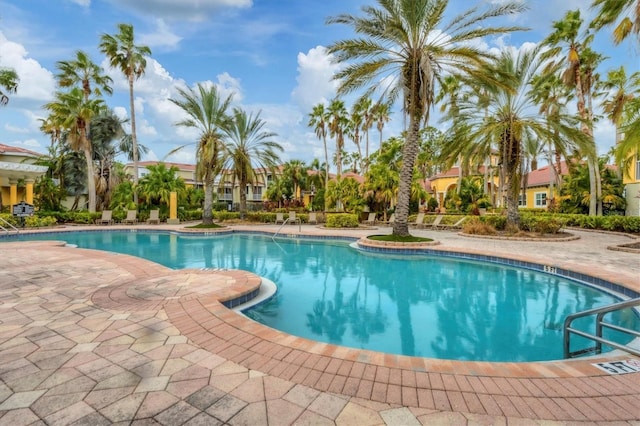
(462, 217), (496, 235)
(325, 213), (359, 228)
(520, 215), (564, 234)
(24, 215), (57, 228)
(213, 211), (240, 222)
(480, 215), (506, 230)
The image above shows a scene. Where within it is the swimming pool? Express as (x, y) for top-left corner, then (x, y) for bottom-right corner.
(5, 230), (638, 362)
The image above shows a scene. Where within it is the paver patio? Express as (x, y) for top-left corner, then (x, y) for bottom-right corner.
(0, 223), (638, 425)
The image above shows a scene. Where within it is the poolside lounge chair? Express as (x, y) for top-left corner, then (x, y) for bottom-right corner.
(411, 212), (425, 228)
(430, 214), (444, 229)
(147, 209), (160, 224)
(385, 213), (395, 226)
(308, 212), (318, 225)
(364, 212), (377, 226)
(122, 210), (138, 225)
(288, 211), (301, 225)
(439, 216), (468, 231)
(95, 210), (113, 225)
(275, 212), (285, 224)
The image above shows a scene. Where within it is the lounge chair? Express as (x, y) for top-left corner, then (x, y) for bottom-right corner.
(439, 216), (468, 231)
(308, 212), (318, 225)
(411, 212), (425, 228)
(364, 212), (377, 226)
(147, 209), (160, 224)
(122, 210), (138, 225)
(288, 211), (300, 225)
(275, 212), (285, 224)
(430, 214), (444, 229)
(95, 210), (113, 225)
(385, 213), (395, 226)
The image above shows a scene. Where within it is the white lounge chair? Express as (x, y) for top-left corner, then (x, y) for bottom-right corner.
(364, 212), (377, 226)
(275, 212), (285, 224)
(308, 212), (318, 225)
(122, 210), (138, 225)
(439, 216), (468, 230)
(147, 209), (160, 224)
(411, 212), (425, 228)
(288, 211), (300, 225)
(95, 210), (113, 225)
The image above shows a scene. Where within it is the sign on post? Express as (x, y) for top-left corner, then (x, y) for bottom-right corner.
(12, 201), (34, 217)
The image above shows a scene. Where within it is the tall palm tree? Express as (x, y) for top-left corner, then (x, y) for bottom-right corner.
(327, 0), (526, 236)
(600, 66), (640, 147)
(356, 97), (374, 173)
(327, 99), (348, 177)
(44, 87), (106, 212)
(99, 23), (152, 199)
(0, 67), (18, 106)
(590, 0), (640, 45)
(169, 83), (232, 225)
(543, 10), (602, 216)
(348, 101), (364, 172)
(446, 45), (588, 228)
(308, 103), (330, 210)
(222, 107), (282, 218)
(370, 101), (390, 155)
(56, 50), (113, 101)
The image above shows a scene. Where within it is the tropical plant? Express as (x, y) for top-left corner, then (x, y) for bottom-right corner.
(282, 160), (308, 202)
(90, 110), (126, 210)
(308, 103), (331, 210)
(55, 50), (113, 101)
(590, 0), (640, 45)
(169, 83), (232, 225)
(370, 101), (390, 155)
(0, 67), (18, 106)
(44, 87), (106, 212)
(559, 159), (625, 214)
(326, 176), (364, 214)
(615, 97), (640, 177)
(327, 98), (348, 176)
(137, 163), (186, 208)
(543, 10), (602, 216)
(444, 45), (588, 228)
(222, 108), (282, 218)
(100, 23), (152, 198)
(327, 0), (526, 236)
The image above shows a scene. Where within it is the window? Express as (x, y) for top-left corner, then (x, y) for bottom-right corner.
(535, 192), (547, 207)
(518, 193), (526, 207)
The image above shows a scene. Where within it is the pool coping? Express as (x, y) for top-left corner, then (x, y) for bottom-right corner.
(3, 224), (640, 422)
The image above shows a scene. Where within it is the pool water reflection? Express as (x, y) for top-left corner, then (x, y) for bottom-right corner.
(9, 231), (639, 362)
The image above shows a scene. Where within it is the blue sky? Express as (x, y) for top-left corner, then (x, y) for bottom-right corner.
(0, 0), (637, 171)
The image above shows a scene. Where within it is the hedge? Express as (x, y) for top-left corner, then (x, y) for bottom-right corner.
(325, 213), (359, 228)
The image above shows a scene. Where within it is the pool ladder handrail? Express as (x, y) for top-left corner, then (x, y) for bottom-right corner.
(563, 297), (640, 358)
(0, 217), (19, 234)
(272, 217), (301, 240)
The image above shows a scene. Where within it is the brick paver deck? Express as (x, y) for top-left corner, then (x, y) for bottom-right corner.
(0, 223), (638, 425)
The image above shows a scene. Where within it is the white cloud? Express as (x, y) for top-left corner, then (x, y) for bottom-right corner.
(107, 0), (252, 22)
(0, 31), (55, 102)
(291, 46), (340, 111)
(68, 0), (90, 6)
(139, 19), (183, 50)
(4, 123), (30, 134)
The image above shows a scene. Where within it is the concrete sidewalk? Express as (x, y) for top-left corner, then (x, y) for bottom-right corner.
(0, 224), (638, 425)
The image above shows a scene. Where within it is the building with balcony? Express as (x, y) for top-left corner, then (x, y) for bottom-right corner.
(0, 143), (48, 210)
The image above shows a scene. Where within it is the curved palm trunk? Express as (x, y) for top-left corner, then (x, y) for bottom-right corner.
(323, 134), (329, 211)
(203, 171), (214, 225)
(239, 177), (248, 219)
(392, 114), (420, 237)
(81, 140), (96, 213)
(129, 75), (140, 204)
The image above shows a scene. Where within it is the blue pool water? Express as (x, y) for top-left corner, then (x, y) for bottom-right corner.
(5, 230), (638, 362)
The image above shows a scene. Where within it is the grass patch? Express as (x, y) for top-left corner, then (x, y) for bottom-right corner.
(367, 234), (433, 243)
(186, 223), (224, 229)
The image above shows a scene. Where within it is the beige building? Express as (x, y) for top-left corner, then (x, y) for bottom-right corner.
(0, 143), (48, 210)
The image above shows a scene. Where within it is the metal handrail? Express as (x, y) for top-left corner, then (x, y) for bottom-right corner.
(272, 216), (301, 240)
(563, 297), (640, 358)
(0, 217), (19, 234)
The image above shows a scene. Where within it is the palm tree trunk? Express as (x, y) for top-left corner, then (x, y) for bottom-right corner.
(392, 114), (420, 237)
(129, 75), (139, 204)
(239, 178), (247, 219)
(203, 171), (214, 225)
(82, 143), (96, 213)
(323, 135), (329, 211)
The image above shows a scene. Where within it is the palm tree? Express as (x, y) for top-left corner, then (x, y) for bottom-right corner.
(543, 10), (602, 216)
(356, 97), (374, 173)
(327, 0), (526, 236)
(0, 67), (18, 106)
(590, 0), (640, 45)
(327, 99), (348, 177)
(169, 83), (232, 225)
(446, 45), (588, 228)
(222, 107), (282, 218)
(44, 87), (106, 212)
(56, 50), (113, 101)
(91, 110), (126, 210)
(348, 102), (364, 171)
(614, 97), (640, 178)
(308, 103), (330, 210)
(370, 101), (390, 155)
(137, 163), (186, 209)
(282, 160), (308, 202)
(99, 23), (152, 199)
(600, 66), (640, 147)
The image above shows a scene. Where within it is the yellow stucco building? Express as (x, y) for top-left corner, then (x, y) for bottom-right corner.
(0, 143), (48, 210)
(622, 152), (640, 217)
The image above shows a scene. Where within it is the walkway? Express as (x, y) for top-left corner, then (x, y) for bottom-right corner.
(0, 223), (639, 425)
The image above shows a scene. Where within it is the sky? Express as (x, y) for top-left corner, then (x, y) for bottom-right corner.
(0, 0), (638, 173)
